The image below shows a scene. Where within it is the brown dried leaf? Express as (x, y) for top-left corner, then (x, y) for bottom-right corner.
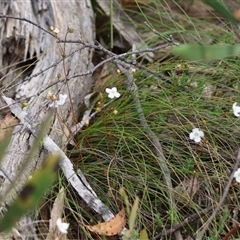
(0, 113), (18, 141)
(84, 207), (126, 236)
(174, 176), (200, 205)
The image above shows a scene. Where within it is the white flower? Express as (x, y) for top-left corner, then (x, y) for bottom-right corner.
(105, 87), (120, 99)
(56, 218), (69, 234)
(233, 102), (240, 117)
(57, 94), (68, 105)
(49, 93), (68, 108)
(234, 168), (240, 183)
(189, 128), (204, 143)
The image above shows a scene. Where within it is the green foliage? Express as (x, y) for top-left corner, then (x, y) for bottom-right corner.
(139, 229), (149, 240)
(173, 0), (240, 61)
(128, 196), (139, 233)
(173, 44), (240, 61)
(12, 0), (240, 238)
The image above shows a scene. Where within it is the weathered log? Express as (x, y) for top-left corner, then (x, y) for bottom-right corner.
(0, 0), (95, 237)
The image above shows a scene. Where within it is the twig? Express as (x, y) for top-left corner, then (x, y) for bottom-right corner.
(1, 46), (86, 94)
(66, 95), (112, 146)
(0, 14), (58, 39)
(144, 21), (180, 46)
(0, 14), (170, 101)
(196, 148), (240, 239)
(223, 223), (240, 240)
(118, 45), (183, 240)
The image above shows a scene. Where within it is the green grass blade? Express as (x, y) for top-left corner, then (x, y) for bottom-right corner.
(0, 153), (60, 232)
(173, 44), (240, 61)
(139, 229), (149, 240)
(204, 0), (239, 23)
(129, 196), (139, 231)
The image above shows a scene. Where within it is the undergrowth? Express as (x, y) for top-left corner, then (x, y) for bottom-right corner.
(36, 0), (240, 239)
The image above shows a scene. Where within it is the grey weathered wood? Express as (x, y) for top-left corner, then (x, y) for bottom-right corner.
(0, 0), (95, 237)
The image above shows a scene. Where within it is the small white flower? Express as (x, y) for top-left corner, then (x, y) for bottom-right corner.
(234, 168), (240, 183)
(233, 102), (240, 117)
(56, 218), (69, 234)
(189, 128), (204, 143)
(49, 93), (68, 108)
(56, 94), (68, 105)
(105, 87), (120, 99)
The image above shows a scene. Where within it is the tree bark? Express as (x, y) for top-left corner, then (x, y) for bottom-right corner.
(0, 0), (95, 235)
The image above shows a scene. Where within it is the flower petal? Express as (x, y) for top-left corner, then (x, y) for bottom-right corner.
(234, 107), (240, 117)
(59, 94), (68, 100)
(194, 136), (201, 143)
(112, 87), (117, 92)
(108, 93), (115, 99)
(189, 128), (204, 143)
(115, 92), (121, 98)
(189, 132), (195, 140)
(233, 102), (238, 109)
(198, 131), (204, 137)
(56, 218), (69, 234)
(105, 88), (111, 93)
(49, 102), (58, 108)
(192, 128), (199, 133)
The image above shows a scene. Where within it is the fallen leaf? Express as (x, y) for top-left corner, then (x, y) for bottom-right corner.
(0, 113), (18, 141)
(234, 8), (240, 20)
(84, 207), (126, 236)
(174, 175), (200, 206)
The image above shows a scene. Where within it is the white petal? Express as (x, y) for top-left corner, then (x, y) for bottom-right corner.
(59, 94), (68, 100)
(234, 112), (240, 117)
(233, 107), (240, 117)
(112, 87), (117, 92)
(56, 100), (65, 105)
(233, 103), (240, 117)
(194, 136), (201, 143)
(189, 132), (195, 140)
(192, 128), (199, 133)
(233, 102), (238, 109)
(49, 101), (58, 108)
(234, 169), (240, 178)
(236, 175), (240, 183)
(56, 218), (69, 234)
(56, 94), (67, 105)
(108, 93), (115, 99)
(105, 88), (111, 93)
(199, 131), (204, 137)
(60, 222), (69, 234)
(56, 218), (62, 226)
(115, 92), (121, 98)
